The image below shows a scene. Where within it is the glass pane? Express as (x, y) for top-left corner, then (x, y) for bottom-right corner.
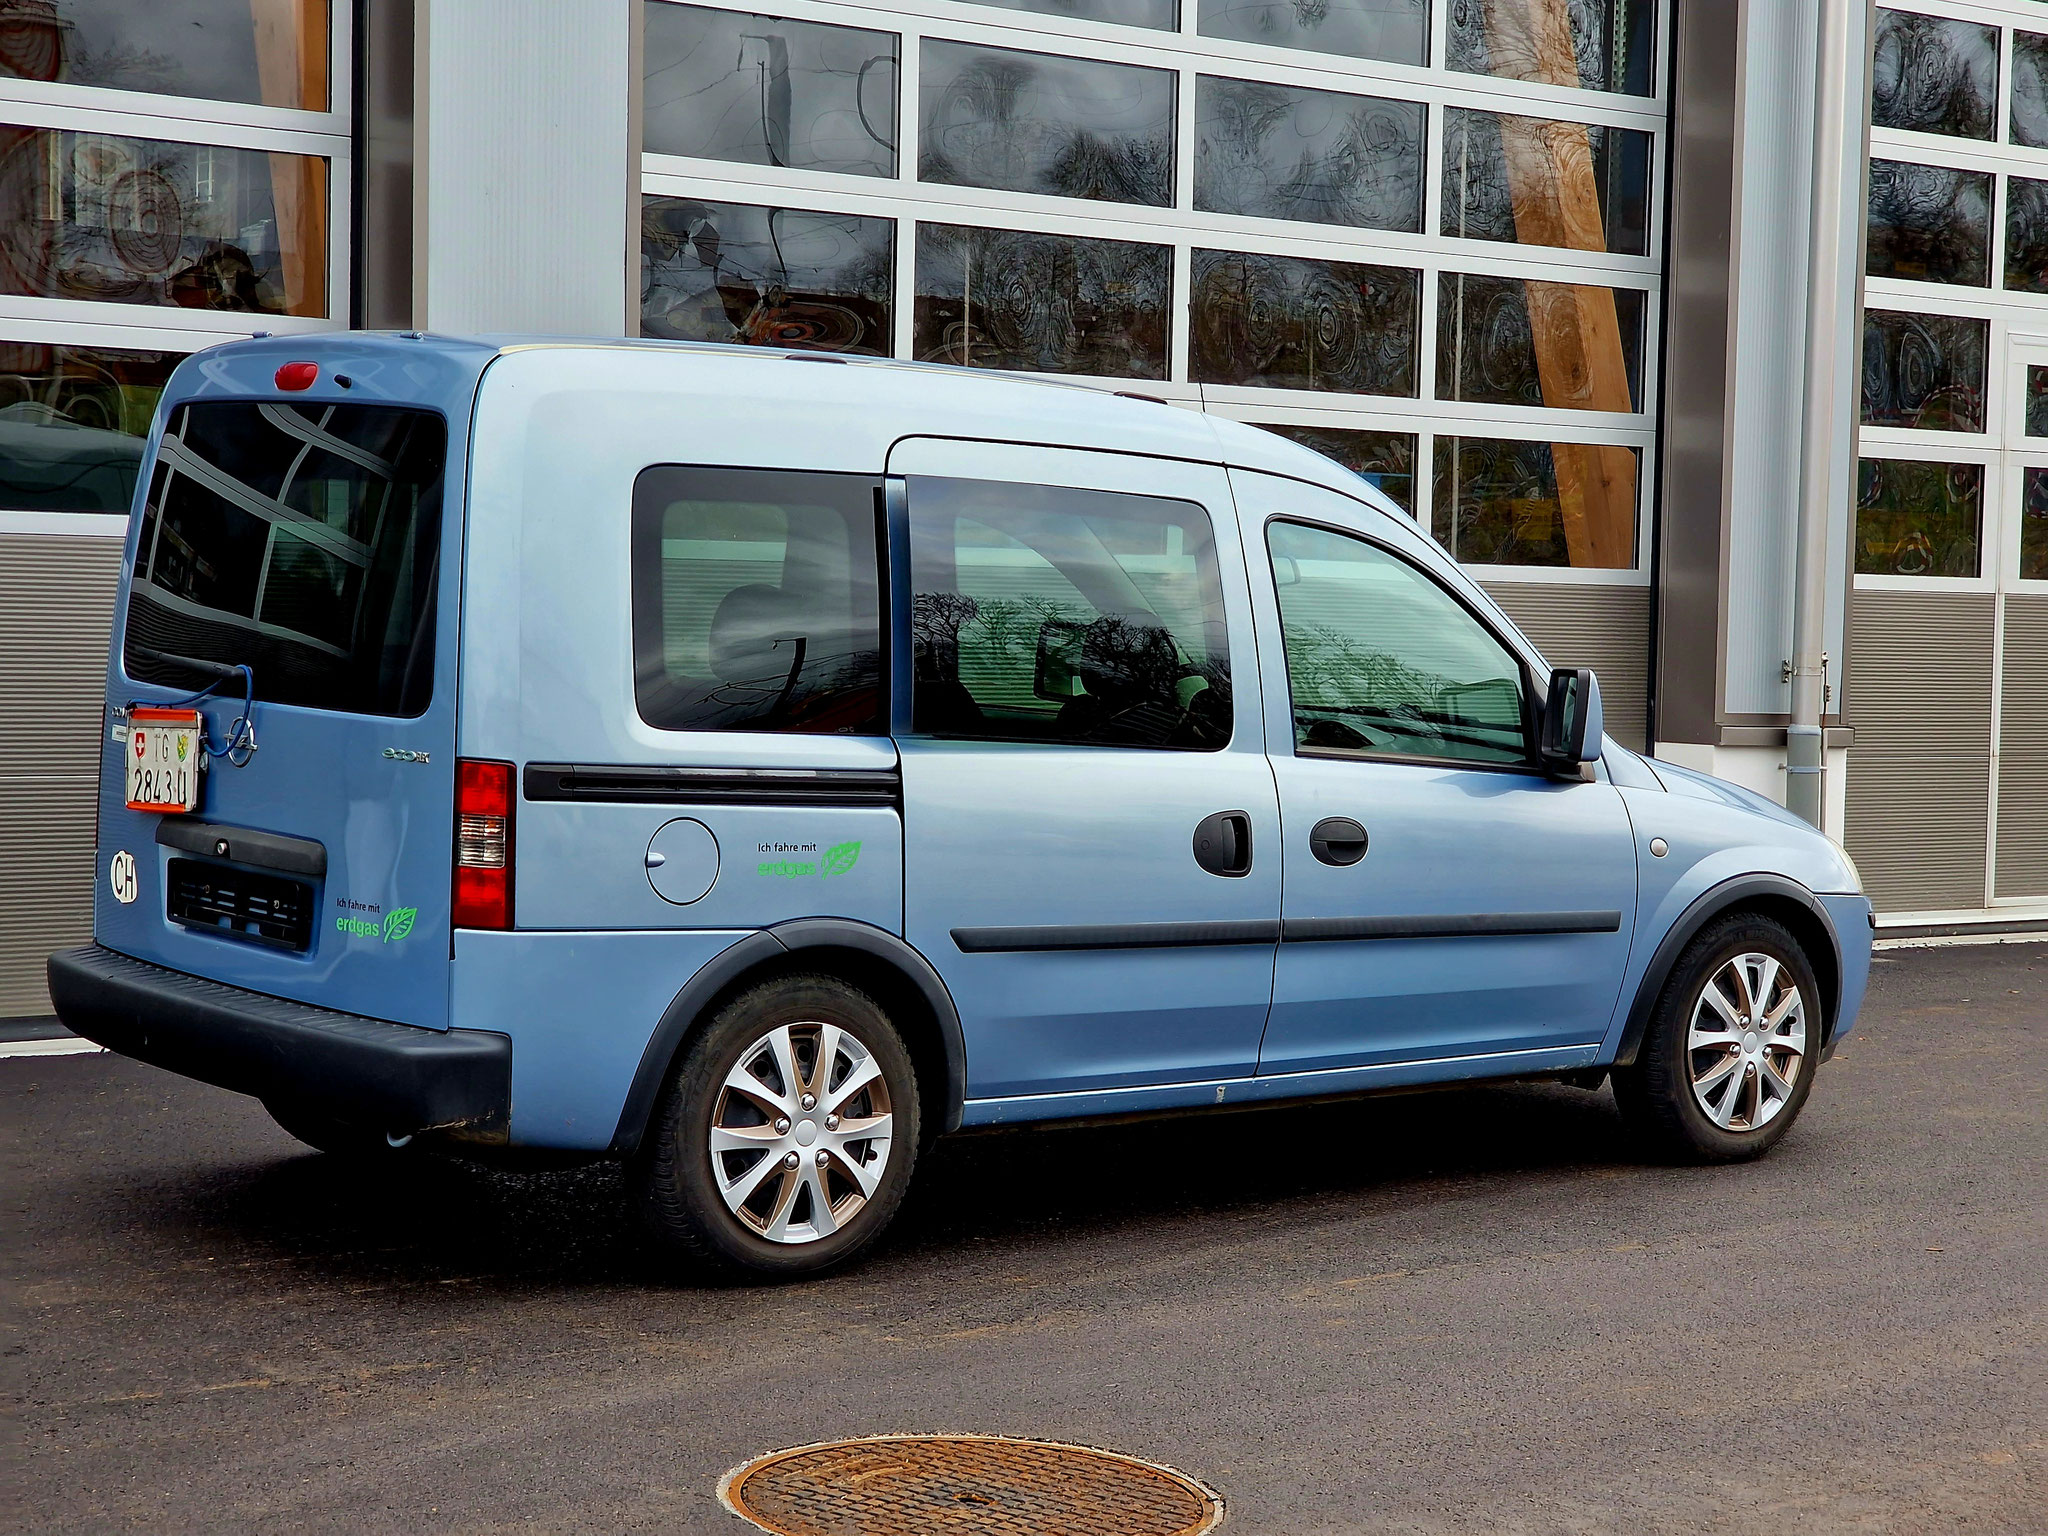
(1267, 520), (1528, 766)
(0, 342), (183, 513)
(1197, 0), (1428, 67)
(1194, 77), (1423, 233)
(642, 4), (897, 178)
(2006, 176), (2048, 295)
(914, 223), (1169, 380)
(0, 127), (329, 316)
(1431, 436), (1639, 569)
(1190, 250), (1418, 395)
(1442, 107), (1650, 256)
(907, 476), (1232, 750)
(630, 467), (884, 735)
(2027, 365), (2048, 438)
(2015, 33), (2048, 149)
(1871, 8), (1997, 140)
(1859, 310), (1986, 431)
(918, 40), (1174, 207)
(1437, 274), (1644, 412)
(2023, 468), (2048, 581)
(1259, 425), (1416, 512)
(1447, 0), (1653, 97)
(641, 197), (892, 356)
(960, 0), (1176, 29)
(125, 404), (446, 717)
(1853, 459), (1981, 577)
(0, 0), (329, 110)
(1867, 159), (1990, 286)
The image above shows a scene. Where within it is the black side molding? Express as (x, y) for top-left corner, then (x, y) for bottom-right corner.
(155, 817), (327, 877)
(1282, 911), (1623, 942)
(524, 763), (901, 807)
(952, 920), (1284, 953)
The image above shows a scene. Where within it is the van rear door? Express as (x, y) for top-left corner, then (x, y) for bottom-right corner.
(94, 356), (470, 1030)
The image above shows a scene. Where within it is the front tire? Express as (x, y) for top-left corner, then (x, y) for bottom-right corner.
(1613, 913), (1822, 1163)
(631, 973), (920, 1280)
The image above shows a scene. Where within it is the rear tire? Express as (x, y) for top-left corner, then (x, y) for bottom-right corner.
(265, 1100), (414, 1157)
(1613, 913), (1823, 1163)
(630, 973), (920, 1280)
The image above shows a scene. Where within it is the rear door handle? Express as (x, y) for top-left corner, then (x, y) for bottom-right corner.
(1309, 817), (1369, 866)
(1192, 810), (1253, 877)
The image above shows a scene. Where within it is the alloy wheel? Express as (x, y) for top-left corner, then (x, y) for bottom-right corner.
(1687, 951), (1808, 1132)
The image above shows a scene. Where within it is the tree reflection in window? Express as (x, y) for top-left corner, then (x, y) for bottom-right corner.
(1442, 107), (1649, 256)
(1432, 435), (1638, 569)
(641, 196), (893, 355)
(1447, 0), (1654, 98)
(1196, 0), (1428, 67)
(0, 342), (182, 513)
(1190, 250), (1418, 395)
(961, 0), (1177, 30)
(1195, 77), (1423, 232)
(1871, 8), (1997, 141)
(1260, 425), (1416, 512)
(1868, 159), (1991, 286)
(1860, 310), (1986, 432)
(914, 223), (1170, 379)
(918, 41), (1175, 207)
(2013, 33), (2048, 149)
(1437, 273), (1644, 412)
(2022, 468), (2048, 581)
(1854, 459), (1981, 578)
(2005, 177), (2048, 295)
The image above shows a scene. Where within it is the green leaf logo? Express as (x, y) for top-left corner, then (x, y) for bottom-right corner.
(819, 841), (861, 879)
(382, 906), (417, 943)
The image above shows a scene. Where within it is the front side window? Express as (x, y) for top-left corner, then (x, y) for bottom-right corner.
(631, 467), (885, 735)
(1267, 520), (1530, 767)
(907, 476), (1231, 750)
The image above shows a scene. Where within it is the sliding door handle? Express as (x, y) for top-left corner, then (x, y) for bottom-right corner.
(1310, 817), (1369, 867)
(1193, 810), (1253, 877)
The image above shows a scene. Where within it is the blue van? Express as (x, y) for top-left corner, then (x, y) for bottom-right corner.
(50, 334), (1873, 1277)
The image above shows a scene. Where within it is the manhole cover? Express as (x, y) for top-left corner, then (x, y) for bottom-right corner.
(719, 1434), (1224, 1536)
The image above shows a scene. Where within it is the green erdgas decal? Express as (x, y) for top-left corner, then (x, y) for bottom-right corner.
(820, 840), (861, 878)
(757, 840), (863, 879)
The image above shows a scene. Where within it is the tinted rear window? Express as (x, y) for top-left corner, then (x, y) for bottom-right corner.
(124, 401), (447, 717)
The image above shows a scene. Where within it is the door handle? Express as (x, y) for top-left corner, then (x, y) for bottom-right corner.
(1309, 817), (1369, 867)
(1192, 810), (1253, 877)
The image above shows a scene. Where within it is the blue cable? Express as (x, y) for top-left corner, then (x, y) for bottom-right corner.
(127, 664), (258, 767)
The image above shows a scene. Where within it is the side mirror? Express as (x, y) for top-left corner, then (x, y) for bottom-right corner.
(1540, 667), (1603, 771)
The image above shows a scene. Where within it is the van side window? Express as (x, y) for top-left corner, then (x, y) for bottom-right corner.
(906, 476), (1231, 750)
(630, 466), (884, 735)
(1266, 520), (1530, 767)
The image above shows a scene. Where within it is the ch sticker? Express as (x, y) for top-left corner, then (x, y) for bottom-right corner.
(109, 851), (137, 905)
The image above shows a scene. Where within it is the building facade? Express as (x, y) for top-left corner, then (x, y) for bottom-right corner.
(0, 0), (2032, 1015)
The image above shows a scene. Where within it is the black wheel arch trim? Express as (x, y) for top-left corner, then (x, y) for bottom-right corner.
(1610, 873), (1844, 1069)
(607, 918), (967, 1156)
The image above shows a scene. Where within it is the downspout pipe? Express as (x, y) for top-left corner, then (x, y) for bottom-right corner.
(1788, 0), (1855, 827)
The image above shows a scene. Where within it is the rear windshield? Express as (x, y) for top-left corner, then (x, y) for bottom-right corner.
(124, 401), (447, 717)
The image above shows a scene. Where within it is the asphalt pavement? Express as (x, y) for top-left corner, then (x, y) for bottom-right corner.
(5, 941), (2044, 1534)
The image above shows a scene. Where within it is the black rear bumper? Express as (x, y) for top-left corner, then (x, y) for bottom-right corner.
(47, 945), (510, 1139)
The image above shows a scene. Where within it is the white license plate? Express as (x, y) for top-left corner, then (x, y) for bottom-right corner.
(126, 708), (202, 813)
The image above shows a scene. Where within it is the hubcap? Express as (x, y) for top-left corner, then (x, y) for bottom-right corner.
(709, 1021), (894, 1245)
(1687, 951), (1808, 1132)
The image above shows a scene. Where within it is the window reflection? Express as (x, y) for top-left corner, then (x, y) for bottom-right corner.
(919, 41), (1174, 207)
(1447, 0), (1653, 98)
(961, 0), (1176, 30)
(2027, 366), (2048, 438)
(1867, 159), (1990, 286)
(0, 0), (329, 110)
(1432, 436), (1639, 569)
(2005, 177), (2048, 295)
(1437, 274), (1643, 413)
(1871, 8), (1997, 141)
(1443, 107), (1649, 256)
(0, 127), (327, 315)
(0, 342), (181, 513)
(914, 223), (1170, 379)
(2014, 34), (2048, 149)
(1196, 0), (1428, 67)
(1190, 250), (1418, 395)
(642, 197), (893, 355)
(1195, 77), (1423, 232)
(1260, 425), (1416, 512)
(1855, 460), (1980, 577)
(1860, 310), (1985, 432)
(2023, 468), (2048, 581)
(642, 4), (898, 178)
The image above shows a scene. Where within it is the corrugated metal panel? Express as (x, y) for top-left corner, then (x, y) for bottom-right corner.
(0, 776), (97, 1017)
(1844, 591), (1994, 913)
(1995, 595), (2048, 898)
(1481, 582), (1651, 750)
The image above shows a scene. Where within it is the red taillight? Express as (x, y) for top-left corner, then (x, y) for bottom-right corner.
(274, 361), (318, 390)
(453, 758), (514, 929)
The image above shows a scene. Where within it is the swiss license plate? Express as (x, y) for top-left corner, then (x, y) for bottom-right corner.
(126, 707), (202, 813)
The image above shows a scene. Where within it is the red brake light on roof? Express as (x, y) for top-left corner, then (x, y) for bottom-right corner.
(274, 361), (318, 391)
(453, 758), (514, 930)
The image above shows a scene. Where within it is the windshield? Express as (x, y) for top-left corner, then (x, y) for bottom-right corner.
(123, 401), (447, 717)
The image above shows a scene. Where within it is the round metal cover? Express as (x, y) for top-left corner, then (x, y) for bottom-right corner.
(646, 817), (719, 904)
(719, 1434), (1224, 1536)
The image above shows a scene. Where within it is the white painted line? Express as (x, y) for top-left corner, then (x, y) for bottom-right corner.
(1874, 931), (2048, 951)
(0, 1038), (106, 1059)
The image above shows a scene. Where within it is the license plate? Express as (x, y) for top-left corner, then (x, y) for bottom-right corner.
(126, 707), (202, 813)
